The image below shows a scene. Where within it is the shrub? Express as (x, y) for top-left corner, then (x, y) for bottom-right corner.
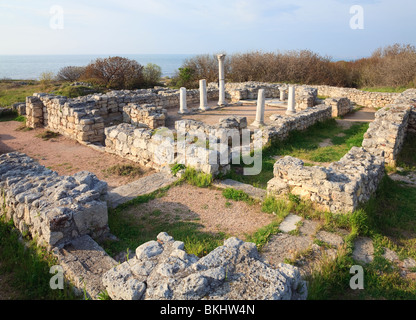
(143, 63), (162, 87)
(81, 56), (144, 89)
(56, 66), (86, 82)
(170, 67), (196, 88)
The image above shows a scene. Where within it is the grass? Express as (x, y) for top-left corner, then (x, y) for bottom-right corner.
(35, 130), (61, 141)
(0, 110), (26, 123)
(225, 119), (369, 188)
(182, 167), (213, 188)
(105, 164), (143, 178)
(0, 79), (103, 108)
(396, 132), (416, 172)
(305, 172), (416, 300)
(221, 188), (255, 205)
(101, 182), (225, 259)
(360, 86), (409, 93)
(0, 216), (76, 300)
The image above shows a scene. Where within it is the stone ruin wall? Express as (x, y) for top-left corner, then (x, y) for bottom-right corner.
(0, 152), (108, 249)
(25, 87), (220, 144)
(0, 152), (306, 300)
(313, 85), (399, 109)
(267, 89), (416, 213)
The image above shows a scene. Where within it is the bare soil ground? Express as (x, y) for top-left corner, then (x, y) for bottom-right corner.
(0, 121), (154, 189)
(125, 183), (274, 239)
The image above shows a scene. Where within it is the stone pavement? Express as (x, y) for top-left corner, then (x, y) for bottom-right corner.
(107, 171), (179, 208)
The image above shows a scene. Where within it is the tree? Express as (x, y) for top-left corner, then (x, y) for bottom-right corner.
(143, 63), (162, 87)
(81, 56), (144, 89)
(56, 66), (86, 82)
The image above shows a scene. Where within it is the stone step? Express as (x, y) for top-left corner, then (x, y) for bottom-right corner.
(212, 179), (267, 201)
(53, 235), (118, 300)
(107, 171), (179, 208)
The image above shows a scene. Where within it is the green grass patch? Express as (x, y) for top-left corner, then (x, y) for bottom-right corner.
(0, 216), (76, 299)
(396, 132), (416, 171)
(221, 188), (255, 205)
(225, 119), (368, 188)
(360, 86), (409, 93)
(182, 167), (212, 188)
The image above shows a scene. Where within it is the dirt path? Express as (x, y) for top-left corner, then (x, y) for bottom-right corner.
(0, 121), (154, 189)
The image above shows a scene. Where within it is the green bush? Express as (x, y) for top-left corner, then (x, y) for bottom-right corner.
(171, 163), (186, 176)
(182, 167), (212, 188)
(143, 63), (162, 87)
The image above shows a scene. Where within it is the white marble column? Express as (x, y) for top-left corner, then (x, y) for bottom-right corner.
(286, 85), (296, 115)
(280, 87), (286, 101)
(217, 54), (227, 106)
(251, 89), (266, 127)
(199, 79), (209, 111)
(178, 87), (189, 114)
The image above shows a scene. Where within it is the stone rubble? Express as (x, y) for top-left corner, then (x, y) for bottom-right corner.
(102, 232), (307, 300)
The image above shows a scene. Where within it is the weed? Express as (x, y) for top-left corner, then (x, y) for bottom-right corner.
(35, 130), (61, 141)
(182, 167), (212, 188)
(106, 164), (143, 177)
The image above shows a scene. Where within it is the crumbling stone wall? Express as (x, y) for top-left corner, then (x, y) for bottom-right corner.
(267, 147), (385, 213)
(267, 91), (416, 212)
(313, 85), (398, 109)
(261, 104), (332, 145)
(0, 152), (108, 249)
(324, 97), (353, 117)
(362, 104), (411, 167)
(104, 117), (249, 176)
(102, 232), (307, 300)
(122, 103), (167, 129)
(222, 82), (281, 102)
(25, 87), (220, 144)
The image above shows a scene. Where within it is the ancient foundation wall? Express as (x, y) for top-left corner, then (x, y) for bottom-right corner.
(313, 85), (399, 109)
(0, 152), (108, 249)
(267, 147), (385, 213)
(261, 104), (332, 145)
(25, 87), (220, 144)
(267, 89), (416, 213)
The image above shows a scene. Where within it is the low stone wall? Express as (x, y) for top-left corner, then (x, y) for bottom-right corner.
(261, 104), (332, 145)
(295, 87), (318, 110)
(104, 124), (173, 170)
(313, 85), (399, 109)
(267, 147), (385, 213)
(123, 103), (167, 129)
(25, 87), (220, 144)
(362, 104), (411, 167)
(0, 152), (108, 249)
(222, 82), (281, 101)
(104, 117), (250, 175)
(102, 232), (307, 300)
(324, 97), (353, 117)
(267, 90), (416, 212)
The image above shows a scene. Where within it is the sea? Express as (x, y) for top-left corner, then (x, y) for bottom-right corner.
(0, 54), (197, 80)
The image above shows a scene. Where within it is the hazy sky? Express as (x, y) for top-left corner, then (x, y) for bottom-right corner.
(0, 0), (415, 60)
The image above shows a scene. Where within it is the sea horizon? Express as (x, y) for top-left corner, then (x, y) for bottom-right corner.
(0, 53), (198, 80)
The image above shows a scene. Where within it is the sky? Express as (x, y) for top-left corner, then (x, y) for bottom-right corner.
(0, 0), (415, 60)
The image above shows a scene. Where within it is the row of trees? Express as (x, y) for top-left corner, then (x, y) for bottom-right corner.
(170, 43), (416, 89)
(55, 56), (163, 89)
